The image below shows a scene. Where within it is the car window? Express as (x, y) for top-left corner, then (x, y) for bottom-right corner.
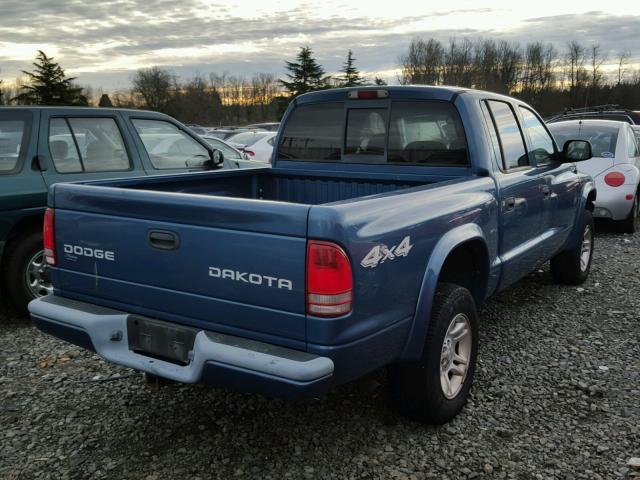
(226, 132), (268, 146)
(48, 117), (131, 173)
(278, 103), (343, 161)
(345, 108), (387, 156)
(519, 107), (555, 165)
(547, 123), (619, 158)
(0, 111), (31, 175)
(132, 119), (210, 169)
(487, 100), (529, 169)
(387, 101), (468, 165)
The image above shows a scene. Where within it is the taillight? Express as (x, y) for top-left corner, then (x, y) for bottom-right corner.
(43, 208), (56, 265)
(306, 241), (353, 317)
(604, 172), (625, 187)
(347, 89), (389, 100)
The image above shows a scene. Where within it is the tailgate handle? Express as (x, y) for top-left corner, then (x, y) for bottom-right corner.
(148, 230), (180, 251)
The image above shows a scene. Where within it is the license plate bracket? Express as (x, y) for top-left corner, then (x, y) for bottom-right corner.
(127, 315), (197, 365)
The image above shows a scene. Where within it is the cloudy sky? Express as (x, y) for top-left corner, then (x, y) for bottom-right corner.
(0, 0), (638, 91)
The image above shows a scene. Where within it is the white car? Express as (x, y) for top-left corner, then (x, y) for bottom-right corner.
(548, 119), (640, 232)
(226, 131), (277, 163)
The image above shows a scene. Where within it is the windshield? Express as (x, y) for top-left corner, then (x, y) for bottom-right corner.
(227, 132), (267, 146)
(548, 123), (619, 157)
(278, 100), (468, 166)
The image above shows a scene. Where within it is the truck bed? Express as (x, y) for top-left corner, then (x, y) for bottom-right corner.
(109, 168), (431, 205)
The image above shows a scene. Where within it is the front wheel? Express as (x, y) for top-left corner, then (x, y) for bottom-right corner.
(388, 283), (478, 424)
(3, 231), (52, 315)
(550, 209), (594, 285)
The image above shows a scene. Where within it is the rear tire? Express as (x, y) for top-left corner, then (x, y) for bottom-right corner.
(3, 231), (50, 316)
(388, 283), (478, 424)
(617, 194), (639, 234)
(550, 210), (594, 285)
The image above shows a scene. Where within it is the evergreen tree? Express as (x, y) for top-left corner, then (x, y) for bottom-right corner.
(98, 93), (113, 107)
(339, 50), (365, 86)
(13, 51), (87, 105)
(0, 79), (4, 105)
(280, 46), (328, 96)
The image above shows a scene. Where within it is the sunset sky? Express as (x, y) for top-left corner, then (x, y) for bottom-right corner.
(0, 0), (639, 90)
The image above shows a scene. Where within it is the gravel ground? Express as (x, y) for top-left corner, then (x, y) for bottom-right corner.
(1, 227), (639, 480)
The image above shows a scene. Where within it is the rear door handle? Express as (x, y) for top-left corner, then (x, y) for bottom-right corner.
(504, 197), (516, 211)
(148, 230), (180, 251)
(541, 185), (551, 198)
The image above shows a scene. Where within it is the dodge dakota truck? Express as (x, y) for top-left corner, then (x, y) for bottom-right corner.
(0, 106), (254, 314)
(29, 86), (596, 423)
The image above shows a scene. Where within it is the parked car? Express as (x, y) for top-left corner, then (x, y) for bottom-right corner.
(205, 128), (253, 140)
(548, 119), (640, 232)
(246, 122), (280, 131)
(0, 106), (236, 314)
(226, 131), (277, 162)
(184, 124), (208, 135)
(29, 86), (595, 424)
(547, 105), (640, 125)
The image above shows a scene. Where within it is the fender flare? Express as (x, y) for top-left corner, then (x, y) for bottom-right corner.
(400, 223), (488, 361)
(564, 180), (596, 251)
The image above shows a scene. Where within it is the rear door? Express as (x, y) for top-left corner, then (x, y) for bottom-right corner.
(517, 106), (581, 257)
(38, 109), (144, 186)
(483, 100), (547, 287)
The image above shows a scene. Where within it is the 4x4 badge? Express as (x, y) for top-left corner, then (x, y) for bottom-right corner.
(361, 236), (413, 268)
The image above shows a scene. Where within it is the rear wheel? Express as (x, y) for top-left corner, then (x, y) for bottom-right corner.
(617, 193), (639, 234)
(550, 210), (594, 285)
(3, 231), (52, 315)
(388, 283), (478, 424)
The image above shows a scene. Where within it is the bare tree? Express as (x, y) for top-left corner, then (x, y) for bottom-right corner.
(399, 38), (445, 85)
(131, 66), (174, 112)
(589, 43), (606, 89)
(616, 50), (632, 86)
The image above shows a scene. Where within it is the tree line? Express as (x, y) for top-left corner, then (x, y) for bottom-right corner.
(1, 40), (638, 125)
(399, 37), (640, 115)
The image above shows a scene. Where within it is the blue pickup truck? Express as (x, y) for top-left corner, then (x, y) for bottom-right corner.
(29, 86), (596, 423)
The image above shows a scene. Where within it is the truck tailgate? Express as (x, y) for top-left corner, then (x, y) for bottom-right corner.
(51, 184), (309, 342)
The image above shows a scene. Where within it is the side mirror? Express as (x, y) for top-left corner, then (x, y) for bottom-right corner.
(211, 149), (224, 168)
(563, 140), (592, 162)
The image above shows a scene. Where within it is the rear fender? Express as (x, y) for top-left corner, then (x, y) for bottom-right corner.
(400, 223), (487, 361)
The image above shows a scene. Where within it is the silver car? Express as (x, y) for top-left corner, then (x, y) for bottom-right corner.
(548, 119), (640, 232)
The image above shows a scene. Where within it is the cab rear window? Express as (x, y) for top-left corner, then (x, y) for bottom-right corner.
(0, 111), (31, 175)
(278, 101), (468, 166)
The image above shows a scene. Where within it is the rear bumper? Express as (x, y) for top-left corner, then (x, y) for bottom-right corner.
(592, 179), (636, 220)
(28, 295), (334, 399)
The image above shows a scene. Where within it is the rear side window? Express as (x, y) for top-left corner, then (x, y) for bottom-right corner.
(278, 100), (468, 166)
(0, 111), (31, 175)
(278, 103), (342, 161)
(132, 119), (210, 169)
(48, 117), (131, 173)
(487, 101), (529, 170)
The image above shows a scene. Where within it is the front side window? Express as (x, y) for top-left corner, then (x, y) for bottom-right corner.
(487, 101), (528, 169)
(132, 119), (210, 169)
(0, 112), (31, 175)
(48, 117), (131, 173)
(519, 107), (556, 165)
(203, 137), (242, 160)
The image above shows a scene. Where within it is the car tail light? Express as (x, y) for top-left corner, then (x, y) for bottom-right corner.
(347, 89), (389, 100)
(604, 172), (625, 187)
(306, 241), (353, 317)
(43, 208), (56, 266)
(244, 150), (255, 157)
